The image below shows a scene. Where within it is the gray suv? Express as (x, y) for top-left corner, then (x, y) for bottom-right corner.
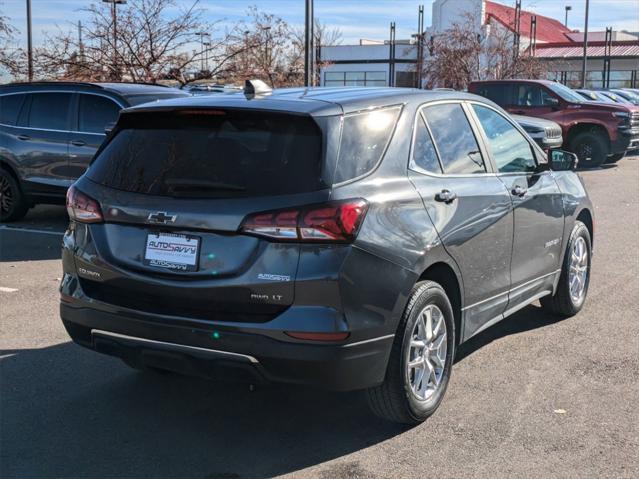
(0, 82), (189, 221)
(60, 85), (594, 424)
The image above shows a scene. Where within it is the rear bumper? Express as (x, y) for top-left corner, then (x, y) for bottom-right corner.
(60, 300), (394, 391)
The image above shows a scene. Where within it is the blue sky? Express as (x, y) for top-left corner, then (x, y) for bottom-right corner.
(2, 0), (638, 50)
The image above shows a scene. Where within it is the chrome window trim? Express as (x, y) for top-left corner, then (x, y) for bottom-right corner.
(408, 99), (496, 178)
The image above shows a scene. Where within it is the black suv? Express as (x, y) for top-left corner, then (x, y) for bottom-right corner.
(0, 82), (190, 221)
(60, 85), (594, 424)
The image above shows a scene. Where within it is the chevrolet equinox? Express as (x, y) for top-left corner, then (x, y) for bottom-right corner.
(60, 84), (594, 424)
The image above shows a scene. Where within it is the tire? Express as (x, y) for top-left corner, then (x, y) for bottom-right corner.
(0, 168), (29, 222)
(569, 130), (609, 169)
(541, 221), (592, 317)
(606, 152), (625, 163)
(366, 280), (455, 425)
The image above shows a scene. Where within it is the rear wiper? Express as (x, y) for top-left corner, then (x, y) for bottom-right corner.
(165, 179), (246, 192)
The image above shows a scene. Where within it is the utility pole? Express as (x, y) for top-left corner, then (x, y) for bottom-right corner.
(26, 0), (33, 81)
(581, 0), (590, 88)
(102, 0), (127, 80)
(564, 6), (572, 27)
(194, 32), (208, 73)
(304, 0), (314, 86)
(414, 5), (424, 89)
(78, 21), (84, 63)
(389, 22), (396, 87)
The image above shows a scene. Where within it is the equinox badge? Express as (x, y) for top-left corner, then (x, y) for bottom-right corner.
(147, 211), (177, 224)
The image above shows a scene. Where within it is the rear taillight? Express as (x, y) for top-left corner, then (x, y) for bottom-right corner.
(66, 185), (103, 223)
(239, 199), (368, 243)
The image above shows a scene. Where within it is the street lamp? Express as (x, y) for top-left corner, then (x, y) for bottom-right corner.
(202, 41), (211, 73)
(581, 0), (590, 88)
(102, 0), (127, 80)
(564, 5), (572, 27)
(26, 0), (33, 81)
(194, 31), (210, 73)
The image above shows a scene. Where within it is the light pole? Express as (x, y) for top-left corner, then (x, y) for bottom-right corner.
(194, 32), (209, 73)
(26, 0), (33, 81)
(202, 41), (211, 73)
(581, 0), (590, 88)
(564, 5), (572, 27)
(304, 0), (314, 87)
(102, 0), (127, 80)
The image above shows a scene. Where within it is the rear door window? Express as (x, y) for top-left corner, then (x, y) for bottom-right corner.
(334, 105), (401, 183)
(423, 103), (485, 174)
(0, 94), (26, 126)
(78, 94), (121, 134)
(87, 110), (326, 198)
(27, 93), (72, 130)
(474, 84), (512, 107)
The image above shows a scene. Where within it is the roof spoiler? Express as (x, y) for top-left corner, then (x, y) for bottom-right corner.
(244, 79), (272, 98)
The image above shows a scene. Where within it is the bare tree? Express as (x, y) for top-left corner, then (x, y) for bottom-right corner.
(424, 14), (546, 89)
(226, 10), (342, 88)
(0, 7), (22, 79)
(32, 0), (248, 84)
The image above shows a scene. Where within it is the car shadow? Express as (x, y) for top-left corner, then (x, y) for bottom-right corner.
(1, 304), (564, 478)
(0, 342), (408, 479)
(0, 228), (62, 262)
(455, 303), (565, 363)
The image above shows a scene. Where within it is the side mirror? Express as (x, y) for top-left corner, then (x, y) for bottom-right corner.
(549, 149), (578, 171)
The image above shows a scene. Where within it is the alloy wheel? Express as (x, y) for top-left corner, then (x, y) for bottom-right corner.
(569, 236), (589, 304)
(406, 304), (447, 401)
(0, 175), (13, 214)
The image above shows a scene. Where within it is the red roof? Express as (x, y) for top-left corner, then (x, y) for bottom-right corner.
(485, 1), (572, 43)
(534, 40), (639, 58)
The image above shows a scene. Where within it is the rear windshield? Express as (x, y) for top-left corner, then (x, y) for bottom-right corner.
(87, 110), (325, 198)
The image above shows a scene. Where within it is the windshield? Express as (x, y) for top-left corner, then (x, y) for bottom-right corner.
(88, 110), (325, 198)
(547, 82), (585, 103)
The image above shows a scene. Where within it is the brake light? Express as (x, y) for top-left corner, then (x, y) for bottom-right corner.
(66, 185), (103, 223)
(239, 199), (368, 243)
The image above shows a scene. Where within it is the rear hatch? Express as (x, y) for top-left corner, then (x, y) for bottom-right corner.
(75, 108), (332, 322)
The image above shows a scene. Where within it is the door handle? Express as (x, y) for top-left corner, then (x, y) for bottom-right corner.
(435, 189), (457, 204)
(511, 185), (528, 197)
(513, 110), (526, 115)
(17, 134), (30, 141)
(70, 140), (86, 147)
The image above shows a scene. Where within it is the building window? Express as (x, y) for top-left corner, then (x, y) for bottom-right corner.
(323, 71), (387, 87)
(395, 71), (416, 87)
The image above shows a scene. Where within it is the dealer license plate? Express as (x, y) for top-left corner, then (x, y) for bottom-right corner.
(144, 232), (200, 272)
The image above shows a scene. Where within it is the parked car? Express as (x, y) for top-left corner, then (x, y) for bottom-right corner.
(511, 114), (563, 150)
(183, 83), (242, 95)
(609, 89), (639, 105)
(0, 81), (190, 221)
(468, 79), (639, 167)
(597, 90), (633, 105)
(574, 89), (616, 104)
(60, 83), (594, 424)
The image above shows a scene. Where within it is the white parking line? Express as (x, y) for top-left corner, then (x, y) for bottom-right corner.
(0, 225), (64, 236)
(0, 287), (19, 293)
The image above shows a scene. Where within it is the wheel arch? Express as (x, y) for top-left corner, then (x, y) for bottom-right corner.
(576, 207), (594, 249)
(567, 122), (611, 149)
(417, 261), (463, 347)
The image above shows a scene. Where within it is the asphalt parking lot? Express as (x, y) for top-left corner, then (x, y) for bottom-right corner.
(1, 158), (638, 479)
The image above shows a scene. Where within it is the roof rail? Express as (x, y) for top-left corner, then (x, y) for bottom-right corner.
(1, 80), (103, 88)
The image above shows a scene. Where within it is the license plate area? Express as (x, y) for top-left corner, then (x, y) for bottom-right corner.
(144, 232), (200, 272)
